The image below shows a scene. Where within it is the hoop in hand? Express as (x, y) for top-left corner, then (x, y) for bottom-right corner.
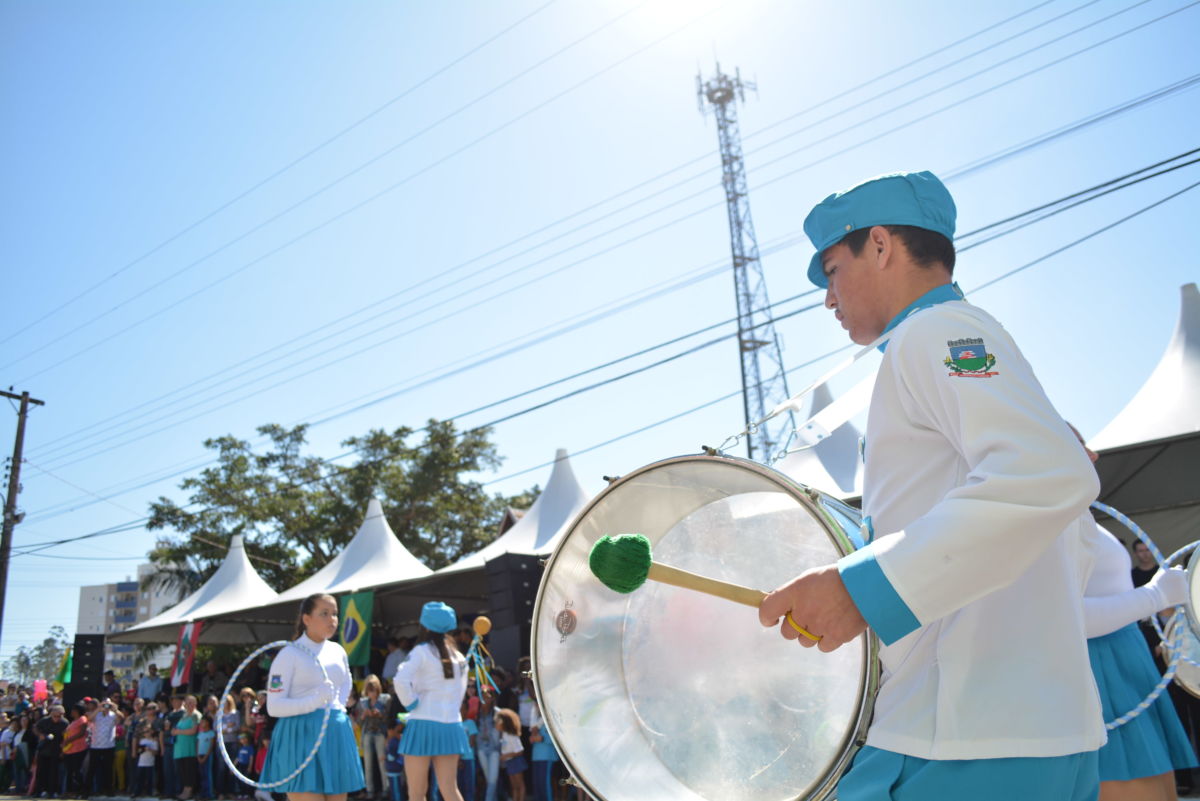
(216, 640), (333, 789)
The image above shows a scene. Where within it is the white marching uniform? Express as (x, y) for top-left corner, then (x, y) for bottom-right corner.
(259, 634), (364, 793)
(266, 634), (352, 714)
(839, 296), (1106, 760)
(392, 642), (468, 723)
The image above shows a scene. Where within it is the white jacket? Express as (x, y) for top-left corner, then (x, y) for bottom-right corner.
(265, 635), (351, 717)
(838, 297), (1105, 760)
(393, 641), (467, 724)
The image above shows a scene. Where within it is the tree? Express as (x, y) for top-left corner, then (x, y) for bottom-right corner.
(4, 625), (70, 684)
(146, 420), (538, 592)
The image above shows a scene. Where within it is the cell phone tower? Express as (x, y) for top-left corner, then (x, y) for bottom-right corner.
(697, 64), (795, 462)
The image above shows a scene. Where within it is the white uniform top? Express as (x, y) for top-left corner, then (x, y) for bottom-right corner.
(392, 641), (467, 724)
(840, 297), (1105, 760)
(265, 634), (351, 717)
(1082, 520), (1174, 639)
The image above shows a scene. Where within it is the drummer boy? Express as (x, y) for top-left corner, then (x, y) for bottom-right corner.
(760, 171), (1105, 800)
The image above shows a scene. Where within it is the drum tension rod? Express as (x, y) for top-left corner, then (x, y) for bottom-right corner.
(700, 445), (721, 456)
(602, 474), (622, 485)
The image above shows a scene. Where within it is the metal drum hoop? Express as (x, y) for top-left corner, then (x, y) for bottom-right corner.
(530, 452), (879, 801)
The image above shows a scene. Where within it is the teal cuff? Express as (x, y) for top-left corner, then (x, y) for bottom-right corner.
(838, 547), (921, 645)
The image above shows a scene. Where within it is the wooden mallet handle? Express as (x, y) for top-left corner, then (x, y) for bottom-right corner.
(646, 561), (820, 641)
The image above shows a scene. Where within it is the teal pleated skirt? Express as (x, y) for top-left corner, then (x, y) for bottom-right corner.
(1089, 623), (1198, 781)
(259, 706), (364, 793)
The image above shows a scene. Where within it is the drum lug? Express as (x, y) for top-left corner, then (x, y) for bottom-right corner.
(803, 487), (823, 501)
(559, 775), (581, 788)
(602, 474), (621, 485)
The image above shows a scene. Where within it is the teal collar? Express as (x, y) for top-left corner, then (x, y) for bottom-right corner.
(878, 282), (964, 352)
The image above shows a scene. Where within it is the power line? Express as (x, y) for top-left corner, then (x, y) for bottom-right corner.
(7, 0), (724, 381)
(22, 4), (1191, 458)
(0, 0), (561, 348)
(33, 143), (1199, 476)
(16, 175), (1195, 559)
(2, 0), (1147, 386)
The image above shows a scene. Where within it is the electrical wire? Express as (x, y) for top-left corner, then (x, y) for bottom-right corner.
(8, 0), (1166, 384)
(32, 143), (1200, 475)
(15, 174), (1197, 558)
(0, 0), (562, 349)
(23, 6), (1195, 460)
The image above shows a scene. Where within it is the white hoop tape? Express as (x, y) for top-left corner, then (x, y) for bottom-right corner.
(1090, 501), (1186, 729)
(217, 640), (333, 789)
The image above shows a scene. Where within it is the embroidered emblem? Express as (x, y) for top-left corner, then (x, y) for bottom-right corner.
(269, 674), (283, 692)
(943, 337), (998, 377)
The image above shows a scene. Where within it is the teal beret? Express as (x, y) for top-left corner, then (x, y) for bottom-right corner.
(804, 170), (956, 288)
(419, 601), (457, 634)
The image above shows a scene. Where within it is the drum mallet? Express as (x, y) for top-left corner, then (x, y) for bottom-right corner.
(588, 533), (820, 641)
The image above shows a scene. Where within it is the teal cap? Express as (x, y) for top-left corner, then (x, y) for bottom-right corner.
(420, 601), (457, 633)
(804, 170), (956, 288)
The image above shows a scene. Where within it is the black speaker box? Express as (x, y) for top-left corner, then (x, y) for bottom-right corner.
(63, 633), (105, 708)
(484, 553), (543, 630)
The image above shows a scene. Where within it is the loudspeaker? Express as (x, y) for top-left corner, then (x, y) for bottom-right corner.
(63, 634), (105, 708)
(484, 553), (543, 630)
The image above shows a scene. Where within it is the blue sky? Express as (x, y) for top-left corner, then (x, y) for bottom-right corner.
(1, 0), (1198, 662)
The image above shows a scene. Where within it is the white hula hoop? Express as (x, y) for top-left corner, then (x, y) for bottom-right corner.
(217, 640), (333, 789)
(1090, 501), (1186, 729)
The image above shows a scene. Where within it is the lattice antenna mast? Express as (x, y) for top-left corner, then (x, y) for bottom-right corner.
(697, 64), (794, 461)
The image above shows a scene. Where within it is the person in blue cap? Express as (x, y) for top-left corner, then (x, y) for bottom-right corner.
(260, 592), (365, 801)
(759, 171), (1106, 800)
(393, 601), (470, 801)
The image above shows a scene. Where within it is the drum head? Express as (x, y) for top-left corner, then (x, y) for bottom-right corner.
(532, 454), (876, 801)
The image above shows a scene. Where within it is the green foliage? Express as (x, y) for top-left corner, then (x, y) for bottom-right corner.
(145, 420), (537, 592)
(3, 625), (69, 685)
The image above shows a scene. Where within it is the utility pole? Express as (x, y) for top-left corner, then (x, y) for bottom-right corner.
(697, 64), (795, 462)
(1, 389), (45, 650)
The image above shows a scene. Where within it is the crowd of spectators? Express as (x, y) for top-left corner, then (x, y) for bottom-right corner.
(0, 630), (580, 801)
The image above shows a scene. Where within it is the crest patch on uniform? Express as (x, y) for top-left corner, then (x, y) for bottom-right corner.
(269, 674), (283, 692)
(943, 337), (998, 377)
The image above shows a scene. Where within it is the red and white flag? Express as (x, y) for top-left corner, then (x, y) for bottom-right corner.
(169, 621), (203, 688)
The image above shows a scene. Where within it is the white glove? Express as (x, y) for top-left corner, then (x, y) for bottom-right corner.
(1147, 567), (1189, 611)
(310, 680), (335, 710)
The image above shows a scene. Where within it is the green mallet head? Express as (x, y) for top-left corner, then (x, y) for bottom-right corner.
(588, 533), (652, 594)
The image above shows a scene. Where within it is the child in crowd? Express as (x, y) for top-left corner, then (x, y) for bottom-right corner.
(252, 735), (271, 801)
(496, 708), (526, 801)
(196, 716), (216, 799)
(136, 724), (159, 798)
(234, 732), (255, 799)
(385, 718), (406, 801)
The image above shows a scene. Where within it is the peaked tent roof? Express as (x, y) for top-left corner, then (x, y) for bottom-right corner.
(108, 534), (280, 644)
(774, 383), (864, 498)
(437, 448), (592, 574)
(1091, 283), (1200, 450)
(274, 498), (432, 604)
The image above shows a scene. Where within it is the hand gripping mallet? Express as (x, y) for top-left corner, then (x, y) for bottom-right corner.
(588, 533), (820, 641)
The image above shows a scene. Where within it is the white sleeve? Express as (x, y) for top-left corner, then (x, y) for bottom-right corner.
(337, 648), (351, 707)
(393, 645), (425, 708)
(265, 645), (320, 718)
(1083, 587), (1162, 639)
(864, 308), (1100, 625)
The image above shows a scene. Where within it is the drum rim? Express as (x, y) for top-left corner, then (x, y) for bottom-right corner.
(1163, 615), (1200, 700)
(1184, 544), (1200, 642)
(530, 451), (880, 801)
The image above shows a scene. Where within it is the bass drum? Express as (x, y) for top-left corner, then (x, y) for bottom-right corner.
(531, 454), (878, 801)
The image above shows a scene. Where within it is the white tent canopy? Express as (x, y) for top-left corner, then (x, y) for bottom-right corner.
(1091, 283), (1200, 450)
(437, 448), (591, 574)
(275, 498), (432, 603)
(775, 383), (864, 499)
(108, 534), (279, 644)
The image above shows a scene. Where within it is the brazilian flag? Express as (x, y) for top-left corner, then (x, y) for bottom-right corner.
(52, 646), (72, 692)
(339, 591), (374, 666)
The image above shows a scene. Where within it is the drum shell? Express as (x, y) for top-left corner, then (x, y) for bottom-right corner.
(530, 453), (878, 801)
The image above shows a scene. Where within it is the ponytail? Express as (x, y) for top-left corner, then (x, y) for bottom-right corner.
(417, 627), (455, 679)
